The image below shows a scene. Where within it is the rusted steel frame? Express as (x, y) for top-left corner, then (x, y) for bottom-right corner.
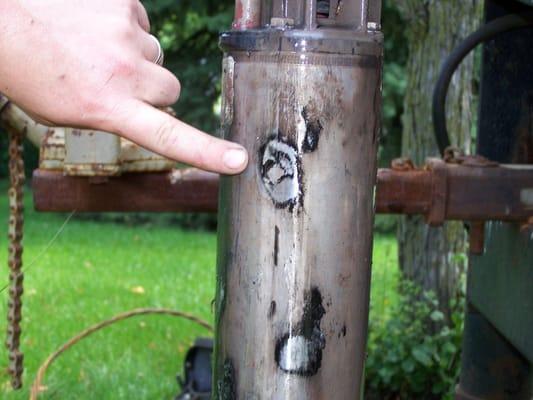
(33, 162), (533, 223)
(468, 222), (486, 256)
(375, 168), (432, 215)
(232, 0), (261, 30)
(376, 160), (533, 224)
(32, 169), (219, 213)
(444, 164), (533, 223)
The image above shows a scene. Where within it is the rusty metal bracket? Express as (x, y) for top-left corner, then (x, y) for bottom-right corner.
(32, 168), (219, 213)
(426, 158), (448, 226)
(377, 157), (533, 223)
(29, 144), (533, 260)
(32, 158), (533, 225)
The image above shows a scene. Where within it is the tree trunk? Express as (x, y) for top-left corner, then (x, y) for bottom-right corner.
(396, 0), (483, 322)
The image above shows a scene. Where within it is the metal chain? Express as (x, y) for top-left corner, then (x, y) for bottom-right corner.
(7, 129), (25, 389)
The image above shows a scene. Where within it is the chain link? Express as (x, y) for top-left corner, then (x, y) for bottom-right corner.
(7, 129), (25, 389)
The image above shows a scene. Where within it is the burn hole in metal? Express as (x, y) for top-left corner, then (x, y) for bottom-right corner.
(339, 325), (347, 338)
(301, 105), (323, 153)
(217, 358), (236, 400)
(259, 136), (302, 210)
(275, 287), (326, 376)
(274, 226), (280, 266)
(268, 300), (277, 319)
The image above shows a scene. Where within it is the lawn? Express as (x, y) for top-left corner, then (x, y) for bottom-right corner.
(0, 182), (398, 400)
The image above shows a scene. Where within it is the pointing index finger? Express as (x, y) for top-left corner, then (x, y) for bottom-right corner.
(108, 100), (248, 174)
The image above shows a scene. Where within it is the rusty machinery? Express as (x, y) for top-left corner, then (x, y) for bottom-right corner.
(1, 0), (533, 399)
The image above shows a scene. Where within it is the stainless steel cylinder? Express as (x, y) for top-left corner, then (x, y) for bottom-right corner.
(214, 5), (383, 398)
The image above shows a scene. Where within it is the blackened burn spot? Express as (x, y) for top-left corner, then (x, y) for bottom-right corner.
(259, 135), (303, 211)
(301, 105), (323, 153)
(274, 226), (280, 266)
(268, 300), (277, 319)
(274, 287), (326, 376)
(217, 358), (236, 400)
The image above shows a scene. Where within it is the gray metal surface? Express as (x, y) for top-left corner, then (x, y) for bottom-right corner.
(456, 1), (533, 398)
(456, 305), (532, 400)
(214, 27), (382, 399)
(64, 128), (121, 176)
(468, 223), (533, 363)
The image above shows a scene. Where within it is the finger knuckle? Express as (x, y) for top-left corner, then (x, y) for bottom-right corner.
(77, 95), (114, 126)
(142, 18), (151, 32)
(154, 119), (179, 149)
(122, 0), (139, 17)
(121, 22), (137, 42)
(110, 57), (137, 78)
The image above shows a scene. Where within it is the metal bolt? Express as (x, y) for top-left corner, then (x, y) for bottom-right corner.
(367, 22), (380, 31)
(270, 17), (295, 28)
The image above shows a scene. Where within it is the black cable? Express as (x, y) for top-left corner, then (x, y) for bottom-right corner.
(432, 12), (533, 156)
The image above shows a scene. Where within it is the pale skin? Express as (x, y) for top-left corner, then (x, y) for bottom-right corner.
(0, 0), (249, 174)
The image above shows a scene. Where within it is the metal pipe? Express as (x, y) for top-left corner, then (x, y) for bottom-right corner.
(304, 0), (317, 29)
(360, 0), (369, 30)
(214, 2), (383, 397)
(232, 0), (262, 30)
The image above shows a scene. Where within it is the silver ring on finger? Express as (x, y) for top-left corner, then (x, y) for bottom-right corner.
(149, 34), (164, 66)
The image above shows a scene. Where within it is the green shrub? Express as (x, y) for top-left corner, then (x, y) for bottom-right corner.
(374, 215), (398, 234)
(0, 134), (40, 179)
(365, 280), (465, 400)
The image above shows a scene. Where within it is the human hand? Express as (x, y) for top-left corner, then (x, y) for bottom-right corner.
(0, 0), (248, 174)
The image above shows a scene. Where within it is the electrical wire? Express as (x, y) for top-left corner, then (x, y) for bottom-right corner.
(432, 12), (533, 155)
(30, 308), (213, 400)
(0, 211), (76, 295)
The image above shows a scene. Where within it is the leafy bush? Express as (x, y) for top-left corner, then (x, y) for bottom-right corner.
(0, 134), (40, 179)
(374, 215), (398, 234)
(365, 280), (465, 400)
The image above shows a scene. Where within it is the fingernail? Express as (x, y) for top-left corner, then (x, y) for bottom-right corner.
(223, 147), (248, 170)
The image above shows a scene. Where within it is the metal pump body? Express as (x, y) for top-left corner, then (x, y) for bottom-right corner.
(214, 1), (383, 398)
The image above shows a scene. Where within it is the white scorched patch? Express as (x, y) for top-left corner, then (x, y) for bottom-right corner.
(261, 139), (300, 207)
(278, 335), (313, 372)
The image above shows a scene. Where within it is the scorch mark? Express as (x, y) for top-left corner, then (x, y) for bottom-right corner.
(259, 136), (302, 211)
(275, 287), (326, 376)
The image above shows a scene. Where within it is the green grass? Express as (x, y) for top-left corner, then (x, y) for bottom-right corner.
(0, 182), (398, 399)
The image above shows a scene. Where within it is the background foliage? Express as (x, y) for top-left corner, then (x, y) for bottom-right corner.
(0, 188), (400, 399)
(366, 280), (465, 400)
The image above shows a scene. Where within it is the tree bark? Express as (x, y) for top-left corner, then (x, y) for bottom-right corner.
(396, 0), (483, 321)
